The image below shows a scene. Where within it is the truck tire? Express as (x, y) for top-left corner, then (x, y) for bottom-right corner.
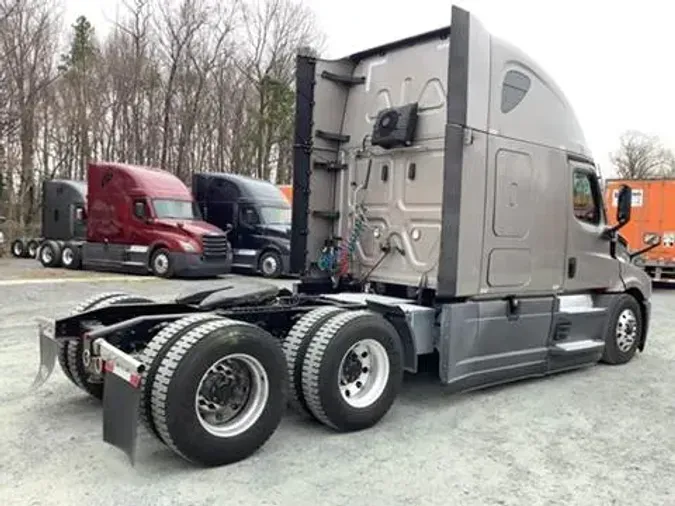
(600, 293), (643, 365)
(65, 294), (156, 400)
(11, 239), (25, 258)
(138, 313), (225, 440)
(39, 240), (61, 268)
(301, 309), (403, 432)
(57, 292), (132, 386)
(61, 243), (82, 270)
(282, 306), (347, 418)
(149, 317), (287, 466)
(27, 239), (40, 258)
(258, 250), (283, 278)
(150, 247), (174, 278)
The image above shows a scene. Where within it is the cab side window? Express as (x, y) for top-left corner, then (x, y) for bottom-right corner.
(239, 205), (259, 226)
(133, 199), (147, 220)
(572, 169), (602, 225)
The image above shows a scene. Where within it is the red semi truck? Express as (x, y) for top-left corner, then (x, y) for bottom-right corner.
(36, 161), (233, 278)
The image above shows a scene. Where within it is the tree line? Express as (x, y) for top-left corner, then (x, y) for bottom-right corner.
(609, 130), (675, 180)
(0, 0), (671, 235)
(0, 0), (325, 231)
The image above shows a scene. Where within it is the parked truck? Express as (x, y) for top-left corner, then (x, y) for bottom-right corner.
(192, 172), (292, 278)
(30, 6), (659, 469)
(11, 179), (87, 260)
(605, 178), (675, 282)
(29, 162), (233, 278)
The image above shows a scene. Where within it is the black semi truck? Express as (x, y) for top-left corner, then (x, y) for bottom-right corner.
(192, 172), (292, 278)
(10, 179), (87, 260)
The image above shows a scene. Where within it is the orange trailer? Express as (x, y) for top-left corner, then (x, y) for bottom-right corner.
(278, 184), (292, 205)
(604, 178), (675, 281)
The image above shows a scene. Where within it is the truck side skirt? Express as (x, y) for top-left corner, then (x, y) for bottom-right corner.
(436, 293), (619, 392)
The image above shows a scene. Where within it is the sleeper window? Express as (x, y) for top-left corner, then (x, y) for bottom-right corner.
(501, 70), (531, 113)
(572, 170), (601, 225)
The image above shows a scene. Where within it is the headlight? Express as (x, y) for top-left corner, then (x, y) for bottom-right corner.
(179, 240), (198, 253)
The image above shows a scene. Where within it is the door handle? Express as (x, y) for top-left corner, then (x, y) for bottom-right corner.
(568, 257), (577, 278)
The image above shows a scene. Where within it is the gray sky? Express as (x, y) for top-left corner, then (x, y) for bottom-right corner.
(64, 0), (674, 176)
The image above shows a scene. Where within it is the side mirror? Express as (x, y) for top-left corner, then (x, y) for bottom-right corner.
(616, 184), (632, 224)
(629, 231), (661, 260)
(224, 223), (233, 234)
(643, 232), (661, 246)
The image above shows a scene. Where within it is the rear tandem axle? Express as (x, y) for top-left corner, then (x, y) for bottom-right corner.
(34, 282), (406, 467)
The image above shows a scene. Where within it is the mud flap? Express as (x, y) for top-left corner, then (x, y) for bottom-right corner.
(102, 362), (142, 465)
(31, 318), (59, 390)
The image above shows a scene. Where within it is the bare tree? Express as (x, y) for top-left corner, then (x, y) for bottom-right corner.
(174, 1), (238, 180)
(610, 130), (674, 179)
(238, 0), (325, 182)
(0, 0), (326, 231)
(660, 150), (675, 178)
(154, 0), (209, 171)
(0, 0), (60, 226)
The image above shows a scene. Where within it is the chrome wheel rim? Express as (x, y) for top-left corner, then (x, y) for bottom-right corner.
(62, 248), (73, 265)
(261, 255), (278, 276)
(41, 246), (53, 264)
(153, 254), (169, 274)
(338, 339), (390, 408)
(13, 243), (22, 256)
(28, 243), (37, 256)
(616, 308), (638, 353)
(194, 353), (269, 438)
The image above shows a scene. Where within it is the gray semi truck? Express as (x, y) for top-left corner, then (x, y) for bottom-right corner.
(30, 6), (659, 468)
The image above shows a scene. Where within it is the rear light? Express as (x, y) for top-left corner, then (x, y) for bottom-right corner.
(104, 360), (142, 388)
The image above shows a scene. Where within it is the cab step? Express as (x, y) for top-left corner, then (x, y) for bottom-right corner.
(550, 339), (604, 356)
(122, 261), (146, 267)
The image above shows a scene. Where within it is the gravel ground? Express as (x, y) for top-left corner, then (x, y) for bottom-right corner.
(0, 262), (674, 506)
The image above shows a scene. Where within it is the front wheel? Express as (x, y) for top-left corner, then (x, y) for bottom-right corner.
(61, 244), (82, 270)
(150, 248), (174, 278)
(258, 250), (282, 278)
(149, 318), (287, 466)
(601, 293), (643, 365)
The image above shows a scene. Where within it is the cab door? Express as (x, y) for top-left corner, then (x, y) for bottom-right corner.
(563, 159), (621, 291)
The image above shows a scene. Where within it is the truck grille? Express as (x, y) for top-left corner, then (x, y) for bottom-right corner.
(201, 234), (230, 258)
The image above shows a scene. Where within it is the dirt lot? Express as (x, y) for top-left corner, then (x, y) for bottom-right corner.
(0, 261), (674, 506)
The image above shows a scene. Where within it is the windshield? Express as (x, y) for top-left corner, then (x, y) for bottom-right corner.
(259, 206), (291, 225)
(152, 199), (200, 220)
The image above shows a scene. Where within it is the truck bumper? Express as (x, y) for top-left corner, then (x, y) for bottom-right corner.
(171, 251), (233, 278)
